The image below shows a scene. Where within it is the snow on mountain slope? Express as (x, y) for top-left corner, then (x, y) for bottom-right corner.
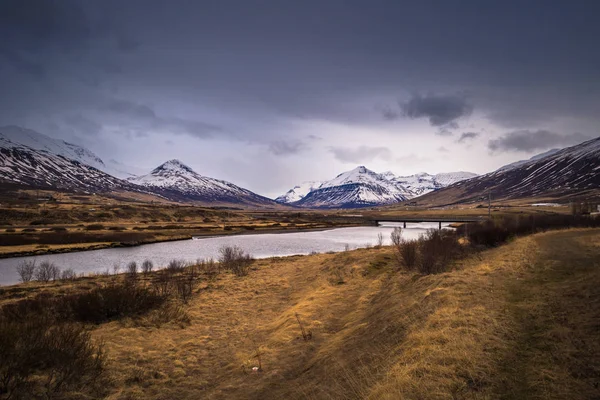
(415, 136), (600, 205)
(294, 166), (415, 208)
(0, 144), (145, 194)
(128, 160), (279, 206)
(278, 166), (477, 208)
(0, 126), (138, 178)
(275, 181), (322, 203)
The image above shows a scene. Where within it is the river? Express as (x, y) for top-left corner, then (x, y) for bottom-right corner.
(0, 222), (450, 286)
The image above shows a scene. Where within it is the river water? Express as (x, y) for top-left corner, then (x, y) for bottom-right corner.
(0, 222), (449, 286)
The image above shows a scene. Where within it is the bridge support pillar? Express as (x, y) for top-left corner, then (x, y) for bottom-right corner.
(403, 221), (406, 229)
(439, 221), (442, 230)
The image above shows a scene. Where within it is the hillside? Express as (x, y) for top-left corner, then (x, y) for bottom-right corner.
(413, 136), (600, 206)
(0, 143), (150, 196)
(0, 126), (141, 178)
(2, 229), (599, 399)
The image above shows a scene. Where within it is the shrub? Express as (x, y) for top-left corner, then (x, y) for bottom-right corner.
(417, 229), (461, 274)
(16, 260), (36, 282)
(51, 226), (68, 232)
(174, 266), (197, 304)
(35, 261), (60, 282)
(60, 268), (77, 281)
(126, 261), (138, 278)
(167, 259), (186, 273)
(0, 316), (106, 399)
(376, 232), (384, 247)
(399, 239), (419, 269)
(63, 283), (168, 323)
(5, 228), (15, 233)
(219, 245), (253, 276)
(390, 227), (403, 247)
(142, 259), (154, 274)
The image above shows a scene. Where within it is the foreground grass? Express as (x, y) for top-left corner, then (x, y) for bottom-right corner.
(1, 229), (599, 399)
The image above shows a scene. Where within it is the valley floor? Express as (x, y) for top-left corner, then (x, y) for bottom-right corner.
(2, 228), (599, 399)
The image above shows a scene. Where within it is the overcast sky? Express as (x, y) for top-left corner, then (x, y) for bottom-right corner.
(1, 0), (599, 197)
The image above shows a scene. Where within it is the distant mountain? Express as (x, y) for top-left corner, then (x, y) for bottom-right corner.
(0, 141), (147, 195)
(278, 166), (477, 208)
(0, 126), (139, 178)
(414, 137), (600, 205)
(128, 160), (280, 207)
(275, 181), (322, 203)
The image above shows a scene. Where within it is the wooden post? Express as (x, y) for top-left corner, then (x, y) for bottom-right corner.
(403, 221), (406, 228)
(439, 221), (442, 230)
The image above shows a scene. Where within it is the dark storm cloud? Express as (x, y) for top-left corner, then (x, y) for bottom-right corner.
(101, 99), (219, 139)
(400, 94), (473, 126)
(329, 146), (392, 163)
(488, 130), (593, 153)
(457, 132), (480, 143)
(1, 0), (600, 189)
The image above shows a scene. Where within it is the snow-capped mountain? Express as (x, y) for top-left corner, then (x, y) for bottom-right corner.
(275, 181), (323, 203)
(277, 166), (477, 208)
(294, 166), (415, 208)
(128, 160), (279, 207)
(415, 136), (600, 205)
(0, 143), (146, 194)
(0, 126), (139, 178)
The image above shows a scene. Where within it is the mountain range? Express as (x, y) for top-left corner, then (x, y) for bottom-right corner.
(1, 125), (598, 208)
(0, 127), (278, 207)
(276, 167), (477, 208)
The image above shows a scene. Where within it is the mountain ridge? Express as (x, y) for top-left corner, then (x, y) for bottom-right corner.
(277, 166), (477, 208)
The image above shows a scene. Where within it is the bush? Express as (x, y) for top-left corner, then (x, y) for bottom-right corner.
(60, 268), (77, 281)
(399, 239), (419, 269)
(390, 227), (403, 247)
(63, 283), (168, 324)
(51, 226), (68, 232)
(142, 259), (154, 274)
(0, 317), (106, 399)
(174, 266), (197, 304)
(126, 261), (138, 278)
(35, 261), (60, 282)
(16, 260), (36, 282)
(417, 229), (461, 274)
(167, 259), (186, 273)
(219, 245), (253, 276)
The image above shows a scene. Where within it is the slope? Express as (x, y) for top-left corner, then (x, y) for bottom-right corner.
(414, 136), (600, 206)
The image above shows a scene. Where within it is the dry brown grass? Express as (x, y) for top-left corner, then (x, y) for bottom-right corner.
(1, 229), (599, 399)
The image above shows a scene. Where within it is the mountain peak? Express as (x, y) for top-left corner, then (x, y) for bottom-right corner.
(153, 159), (194, 174)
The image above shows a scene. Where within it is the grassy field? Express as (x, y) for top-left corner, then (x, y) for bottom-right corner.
(2, 228), (599, 399)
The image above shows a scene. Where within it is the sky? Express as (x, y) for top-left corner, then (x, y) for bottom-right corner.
(1, 0), (599, 198)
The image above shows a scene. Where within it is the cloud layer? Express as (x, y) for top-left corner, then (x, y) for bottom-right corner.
(1, 0), (599, 196)
(488, 130), (592, 152)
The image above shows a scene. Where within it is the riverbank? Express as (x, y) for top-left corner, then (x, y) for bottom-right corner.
(1, 228), (599, 399)
(0, 221), (368, 258)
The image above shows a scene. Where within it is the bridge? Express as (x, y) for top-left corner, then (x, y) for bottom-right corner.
(368, 216), (486, 229)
